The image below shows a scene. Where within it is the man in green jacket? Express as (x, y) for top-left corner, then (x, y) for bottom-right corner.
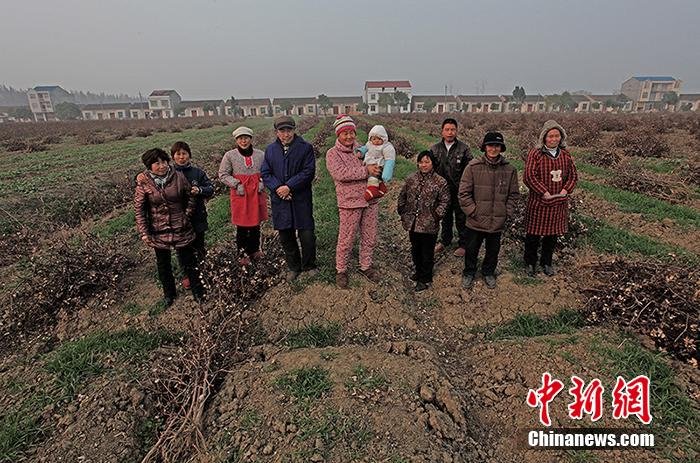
(458, 132), (519, 289)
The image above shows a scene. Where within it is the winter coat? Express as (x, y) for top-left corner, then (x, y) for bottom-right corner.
(397, 170), (450, 234)
(430, 139), (472, 192)
(174, 163), (213, 234)
(261, 135), (316, 230)
(219, 148), (268, 227)
(134, 168), (195, 249)
(365, 125), (396, 183)
(458, 155), (520, 233)
(524, 120), (578, 236)
(326, 139), (371, 209)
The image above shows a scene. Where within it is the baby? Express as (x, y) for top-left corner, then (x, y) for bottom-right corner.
(355, 125), (396, 201)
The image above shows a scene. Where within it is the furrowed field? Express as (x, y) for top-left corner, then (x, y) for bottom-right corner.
(0, 112), (698, 463)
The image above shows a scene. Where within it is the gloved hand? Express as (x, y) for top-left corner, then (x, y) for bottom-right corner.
(236, 184), (245, 196)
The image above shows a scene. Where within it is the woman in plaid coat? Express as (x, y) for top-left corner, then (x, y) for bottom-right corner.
(523, 120), (578, 277)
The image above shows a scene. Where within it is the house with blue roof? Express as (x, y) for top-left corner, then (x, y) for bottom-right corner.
(621, 76), (682, 111)
(26, 85), (74, 121)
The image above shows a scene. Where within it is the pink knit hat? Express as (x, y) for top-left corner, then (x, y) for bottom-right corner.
(333, 114), (356, 135)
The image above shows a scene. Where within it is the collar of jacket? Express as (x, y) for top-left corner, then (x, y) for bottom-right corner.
(441, 138), (462, 147)
(334, 138), (359, 153)
(276, 134), (298, 149)
(484, 154), (506, 166)
(147, 166), (174, 184)
(174, 163), (192, 171)
(539, 146), (561, 158)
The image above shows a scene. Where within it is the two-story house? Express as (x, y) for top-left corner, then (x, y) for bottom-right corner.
(363, 80), (412, 114)
(148, 90), (182, 118)
(26, 85), (73, 121)
(621, 76), (682, 112)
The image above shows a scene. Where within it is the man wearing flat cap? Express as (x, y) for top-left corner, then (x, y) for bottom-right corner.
(261, 116), (318, 281)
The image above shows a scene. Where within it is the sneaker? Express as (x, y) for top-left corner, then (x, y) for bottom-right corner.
(304, 268), (320, 277)
(378, 182), (388, 195)
(434, 243), (446, 253)
(239, 256), (251, 266)
(484, 275), (497, 289)
(181, 276), (191, 290)
(415, 281), (429, 292)
(336, 271), (349, 289)
(526, 264), (537, 277)
(543, 265), (556, 276)
(461, 274), (475, 289)
(453, 247), (466, 257)
(251, 251), (265, 261)
(359, 266), (381, 283)
(286, 270), (300, 282)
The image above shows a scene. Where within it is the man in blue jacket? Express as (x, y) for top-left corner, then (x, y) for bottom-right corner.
(261, 116), (317, 281)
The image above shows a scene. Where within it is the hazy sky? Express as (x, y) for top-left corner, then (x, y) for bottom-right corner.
(2, 0), (699, 99)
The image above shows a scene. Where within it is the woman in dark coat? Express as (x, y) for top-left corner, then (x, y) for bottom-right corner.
(397, 150), (450, 292)
(523, 120), (578, 277)
(134, 148), (204, 305)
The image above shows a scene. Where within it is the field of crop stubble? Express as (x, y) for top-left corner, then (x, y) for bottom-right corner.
(0, 112), (698, 462)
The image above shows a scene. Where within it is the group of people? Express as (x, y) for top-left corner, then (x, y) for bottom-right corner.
(134, 114), (578, 304)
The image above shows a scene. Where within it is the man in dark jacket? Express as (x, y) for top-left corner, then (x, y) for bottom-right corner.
(430, 118), (472, 257)
(458, 132), (519, 289)
(261, 116), (317, 281)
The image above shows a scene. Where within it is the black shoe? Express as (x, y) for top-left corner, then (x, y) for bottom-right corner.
(483, 275), (497, 289)
(415, 281), (429, 292)
(462, 274), (475, 289)
(164, 296), (175, 307)
(526, 264), (537, 277)
(543, 265), (556, 276)
(193, 292), (205, 303)
(409, 273), (418, 281)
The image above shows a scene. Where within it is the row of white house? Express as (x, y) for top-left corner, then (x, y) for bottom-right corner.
(12, 78), (700, 122)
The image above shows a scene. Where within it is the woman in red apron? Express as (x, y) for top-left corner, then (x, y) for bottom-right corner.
(218, 126), (268, 265)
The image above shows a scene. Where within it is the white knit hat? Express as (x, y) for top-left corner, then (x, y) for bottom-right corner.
(232, 126), (254, 139)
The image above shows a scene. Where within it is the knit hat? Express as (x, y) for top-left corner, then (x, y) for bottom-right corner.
(368, 125), (389, 143)
(539, 120), (567, 149)
(480, 131), (506, 152)
(274, 115), (296, 130)
(232, 126), (254, 139)
(141, 148), (170, 168)
(333, 114), (356, 135)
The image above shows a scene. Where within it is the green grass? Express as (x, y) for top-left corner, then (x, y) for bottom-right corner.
(285, 323), (341, 349)
(276, 366), (333, 401)
(579, 180), (700, 229)
(291, 407), (372, 459)
(45, 328), (177, 398)
(487, 308), (585, 340)
(239, 409), (262, 431)
(592, 334), (699, 460)
(632, 157), (682, 174)
(0, 396), (50, 462)
(93, 210), (136, 239)
(345, 364), (388, 391)
(205, 195), (234, 246)
(579, 215), (698, 263)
